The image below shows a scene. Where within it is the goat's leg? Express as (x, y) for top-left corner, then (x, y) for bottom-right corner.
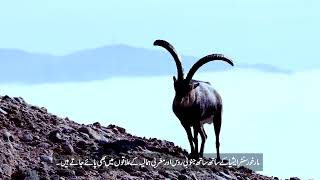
(183, 125), (195, 156)
(199, 125), (207, 157)
(213, 111), (222, 162)
(193, 124), (200, 159)
(204, 128), (208, 139)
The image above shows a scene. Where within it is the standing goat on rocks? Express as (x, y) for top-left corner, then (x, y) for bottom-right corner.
(154, 40), (234, 161)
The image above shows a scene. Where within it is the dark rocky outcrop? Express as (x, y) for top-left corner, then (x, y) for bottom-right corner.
(0, 95), (285, 179)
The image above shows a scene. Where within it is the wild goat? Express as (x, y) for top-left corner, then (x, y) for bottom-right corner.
(154, 40), (234, 161)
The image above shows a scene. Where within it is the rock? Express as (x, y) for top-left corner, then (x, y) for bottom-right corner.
(40, 155), (53, 163)
(56, 169), (75, 177)
(2, 95), (10, 100)
(0, 164), (12, 177)
(11, 168), (40, 180)
(13, 97), (26, 104)
(78, 126), (108, 141)
(39, 162), (50, 175)
(37, 142), (51, 148)
(62, 142), (75, 155)
(40, 107), (47, 113)
(78, 126), (90, 134)
(158, 169), (170, 178)
(107, 124), (126, 134)
(290, 178), (300, 180)
(93, 122), (101, 128)
(74, 168), (86, 176)
(50, 175), (60, 180)
(178, 174), (189, 180)
(50, 117), (59, 125)
(21, 132), (33, 142)
(220, 171), (237, 179)
(212, 174), (228, 180)
(9, 117), (24, 127)
(0, 107), (7, 114)
(48, 130), (65, 143)
(30, 105), (40, 111)
(24, 169), (40, 180)
(2, 129), (14, 142)
(238, 166), (253, 174)
(96, 139), (110, 146)
(190, 173), (198, 180)
(133, 139), (146, 147)
(59, 124), (75, 134)
(76, 140), (89, 149)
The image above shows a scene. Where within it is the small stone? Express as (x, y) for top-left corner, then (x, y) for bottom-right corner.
(48, 130), (65, 143)
(133, 139), (146, 146)
(50, 175), (59, 180)
(62, 143), (75, 155)
(2, 95), (10, 100)
(13, 97), (26, 104)
(107, 124), (126, 134)
(40, 107), (47, 112)
(37, 142), (51, 148)
(11, 168), (39, 180)
(56, 169), (75, 177)
(180, 169), (187, 174)
(0, 164), (12, 177)
(2, 129), (14, 142)
(158, 169), (169, 178)
(74, 168), (86, 176)
(78, 126), (90, 134)
(9, 117), (24, 127)
(21, 132), (33, 142)
(79, 132), (90, 140)
(96, 139), (110, 146)
(178, 174), (189, 180)
(76, 140), (88, 149)
(24, 169), (40, 180)
(220, 171), (237, 179)
(30, 105), (40, 110)
(40, 155), (53, 163)
(93, 122), (101, 128)
(238, 166), (253, 174)
(78, 126), (108, 141)
(0, 107), (7, 115)
(115, 127), (126, 134)
(290, 178), (300, 180)
(190, 173), (198, 180)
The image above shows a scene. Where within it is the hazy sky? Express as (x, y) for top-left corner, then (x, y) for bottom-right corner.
(1, 0), (320, 69)
(1, 1), (320, 178)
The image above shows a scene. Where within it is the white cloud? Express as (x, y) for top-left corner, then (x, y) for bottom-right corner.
(1, 69), (319, 179)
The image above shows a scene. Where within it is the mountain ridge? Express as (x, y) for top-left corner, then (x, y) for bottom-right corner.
(0, 94), (291, 179)
(0, 45), (291, 84)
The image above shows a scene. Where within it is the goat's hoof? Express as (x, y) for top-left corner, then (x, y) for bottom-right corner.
(188, 153), (199, 160)
(216, 158), (222, 162)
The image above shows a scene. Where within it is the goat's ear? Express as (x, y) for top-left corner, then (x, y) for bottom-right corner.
(173, 76), (177, 82)
(190, 82), (200, 89)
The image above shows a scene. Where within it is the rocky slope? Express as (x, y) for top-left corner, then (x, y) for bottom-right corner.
(0, 94), (280, 180)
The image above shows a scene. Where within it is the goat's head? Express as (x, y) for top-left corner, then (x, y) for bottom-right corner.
(154, 39), (234, 100)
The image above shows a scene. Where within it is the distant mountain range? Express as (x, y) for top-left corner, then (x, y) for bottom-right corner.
(0, 45), (291, 84)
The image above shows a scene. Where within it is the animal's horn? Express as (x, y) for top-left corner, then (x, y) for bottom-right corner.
(185, 54), (233, 82)
(154, 40), (184, 80)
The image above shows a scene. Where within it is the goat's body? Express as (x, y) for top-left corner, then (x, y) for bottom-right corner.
(172, 80), (223, 160)
(173, 80), (222, 127)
